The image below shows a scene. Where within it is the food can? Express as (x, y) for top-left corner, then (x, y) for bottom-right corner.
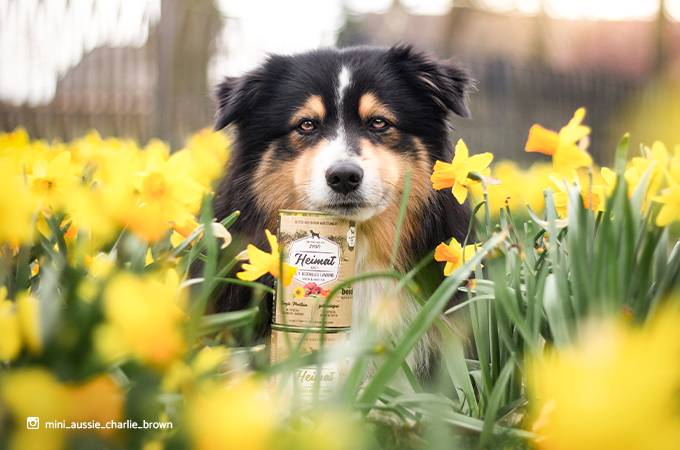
(274, 210), (356, 328)
(270, 325), (351, 404)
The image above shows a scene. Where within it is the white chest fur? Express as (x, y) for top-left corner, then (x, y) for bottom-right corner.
(352, 233), (442, 377)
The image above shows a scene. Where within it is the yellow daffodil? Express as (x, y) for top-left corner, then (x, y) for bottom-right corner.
(83, 253), (114, 278)
(0, 167), (37, 243)
(653, 179), (680, 227)
(237, 230), (297, 286)
(670, 145), (680, 183)
(172, 215), (200, 240)
(171, 217), (232, 250)
(124, 150), (204, 241)
(530, 308), (680, 450)
(431, 139), (493, 204)
(525, 108), (593, 177)
(1, 368), (123, 450)
(135, 151), (204, 224)
(434, 237), (482, 276)
(276, 409), (369, 450)
(187, 377), (274, 450)
(0, 288), (21, 361)
(630, 141), (669, 196)
(0, 289), (42, 360)
(550, 171), (605, 216)
(600, 167), (618, 197)
(471, 162), (553, 219)
(96, 273), (187, 368)
(16, 292), (42, 355)
(25, 151), (79, 209)
(185, 128), (230, 190)
(191, 345), (230, 377)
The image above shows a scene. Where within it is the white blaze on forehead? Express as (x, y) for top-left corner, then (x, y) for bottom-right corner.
(337, 66), (351, 104)
(330, 65), (352, 157)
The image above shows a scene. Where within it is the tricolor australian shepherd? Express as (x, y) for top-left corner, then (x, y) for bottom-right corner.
(211, 44), (473, 379)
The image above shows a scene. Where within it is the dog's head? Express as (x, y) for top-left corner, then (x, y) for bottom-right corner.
(215, 44), (472, 223)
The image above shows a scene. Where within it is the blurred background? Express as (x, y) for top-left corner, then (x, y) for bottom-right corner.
(2, 0), (680, 165)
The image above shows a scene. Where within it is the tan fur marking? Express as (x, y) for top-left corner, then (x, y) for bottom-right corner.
(357, 138), (433, 270)
(290, 95), (326, 126)
(252, 142), (325, 232)
(358, 93), (396, 123)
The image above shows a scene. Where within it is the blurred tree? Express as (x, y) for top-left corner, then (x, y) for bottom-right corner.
(156, 0), (221, 150)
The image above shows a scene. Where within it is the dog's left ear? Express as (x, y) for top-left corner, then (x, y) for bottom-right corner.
(388, 44), (473, 119)
(213, 70), (263, 131)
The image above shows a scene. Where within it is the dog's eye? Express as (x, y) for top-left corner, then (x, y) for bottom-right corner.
(370, 118), (388, 129)
(298, 120), (316, 132)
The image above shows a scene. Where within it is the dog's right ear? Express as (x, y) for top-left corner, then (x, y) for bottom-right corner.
(214, 71), (262, 131)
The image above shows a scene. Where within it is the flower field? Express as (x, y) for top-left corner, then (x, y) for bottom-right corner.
(1, 108), (680, 450)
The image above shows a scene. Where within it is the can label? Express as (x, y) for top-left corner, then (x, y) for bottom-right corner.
(270, 327), (350, 404)
(275, 211), (356, 328)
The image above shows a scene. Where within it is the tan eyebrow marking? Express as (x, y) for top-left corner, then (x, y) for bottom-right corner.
(290, 95), (326, 126)
(359, 93), (396, 123)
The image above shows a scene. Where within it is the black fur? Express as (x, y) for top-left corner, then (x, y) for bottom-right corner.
(209, 44), (473, 342)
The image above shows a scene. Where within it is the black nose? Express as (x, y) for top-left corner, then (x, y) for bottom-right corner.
(325, 162), (363, 195)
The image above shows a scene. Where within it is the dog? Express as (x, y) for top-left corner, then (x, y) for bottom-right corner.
(310, 230), (320, 239)
(210, 44), (473, 379)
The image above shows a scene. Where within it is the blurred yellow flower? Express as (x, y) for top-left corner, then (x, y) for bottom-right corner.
(16, 292), (42, 355)
(0, 126), (30, 150)
(277, 409), (368, 450)
(186, 378), (274, 450)
(171, 217), (232, 250)
(652, 179), (680, 227)
(25, 151), (79, 209)
(431, 139), (493, 204)
(525, 108), (593, 177)
(0, 167), (37, 243)
(83, 253), (114, 278)
(1, 368), (123, 450)
(530, 308), (680, 450)
(628, 141), (672, 197)
(97, 273), (187, 368)
(134, 151), (204, 228)
(471, 161), (553, 218)
(184, 128), (230, 190)
(237, 230), (297, 286)
(191, 345), (230, 377)
(550, 171), (605, 216)
(100, 156), (170, 242)
(0, 288), (21, 361)
(670, 144), (680, 183)
(434, 237), (481, 276)
(0, 289), (42, 361)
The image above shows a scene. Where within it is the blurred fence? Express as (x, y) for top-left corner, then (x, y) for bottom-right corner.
(0, 2), (648, 163)
(0, 0), (220, 150)
(450, 58), (646, 166)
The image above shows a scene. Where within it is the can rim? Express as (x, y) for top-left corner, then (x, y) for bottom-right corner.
(272, 324), (351, 333)
(278, 209), (337, 217)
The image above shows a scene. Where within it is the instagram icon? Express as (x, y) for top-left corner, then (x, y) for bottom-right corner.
(27, 417), (39, 429)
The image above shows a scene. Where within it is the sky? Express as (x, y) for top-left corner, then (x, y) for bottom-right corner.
(1, 0), (679, 107)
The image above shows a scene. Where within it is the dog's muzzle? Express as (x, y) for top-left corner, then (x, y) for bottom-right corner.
(325, 162), (363, 195)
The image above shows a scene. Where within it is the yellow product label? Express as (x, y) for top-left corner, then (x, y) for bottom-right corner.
(274, 211), (356, 328)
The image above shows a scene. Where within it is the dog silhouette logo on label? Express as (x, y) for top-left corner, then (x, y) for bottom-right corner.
(290, 235), (340, 286)
(347, 221), (356, 251)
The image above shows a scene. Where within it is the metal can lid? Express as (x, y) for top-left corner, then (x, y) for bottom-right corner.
(278, 209), (336, 217)
(272, 324), (351, 334)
